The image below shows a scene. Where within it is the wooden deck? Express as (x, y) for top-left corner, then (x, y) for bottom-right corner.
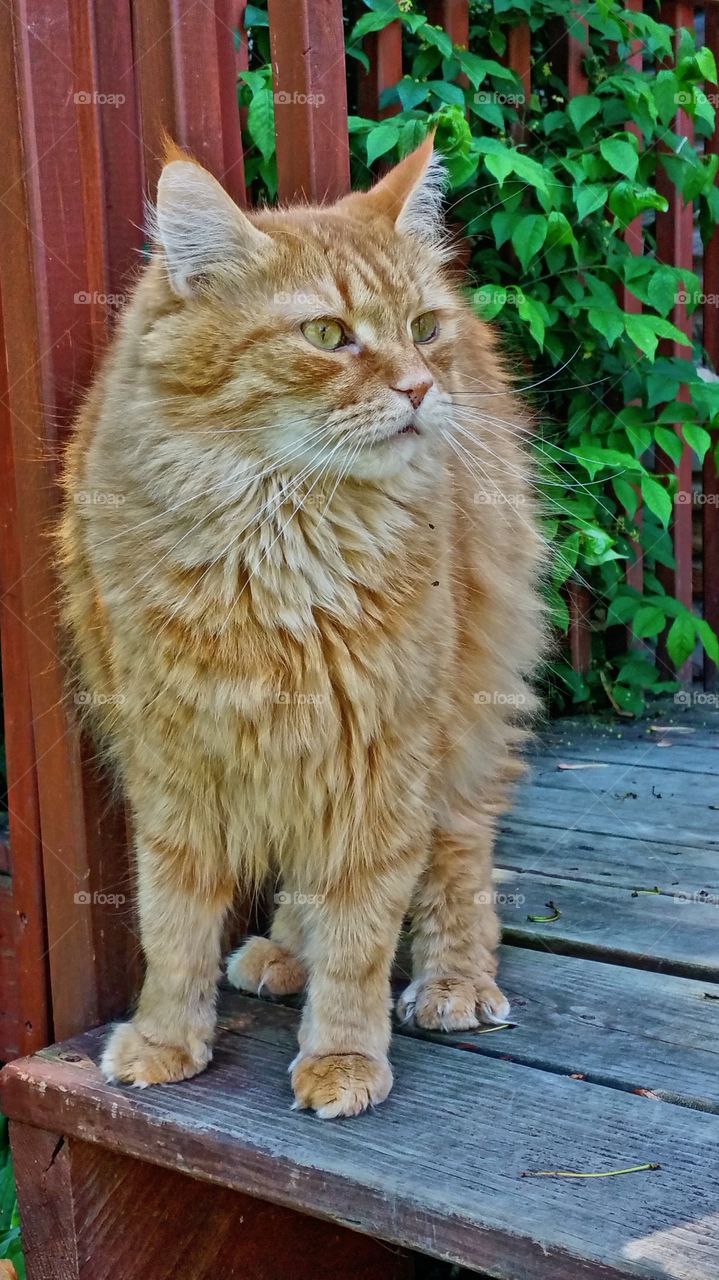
(2, 711), (719, 1279)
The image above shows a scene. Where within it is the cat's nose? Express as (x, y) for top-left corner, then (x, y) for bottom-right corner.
(392, 374), (434, 410)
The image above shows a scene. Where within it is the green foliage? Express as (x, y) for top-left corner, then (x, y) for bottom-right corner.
(240, 0), (719, 714)
(0, 1118), (24, 1279)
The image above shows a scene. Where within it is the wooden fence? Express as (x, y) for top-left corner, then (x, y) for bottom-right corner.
(0, 0), (716, 1058)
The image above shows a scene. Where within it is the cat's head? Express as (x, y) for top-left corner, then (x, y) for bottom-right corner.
(147, 135), (462, 482)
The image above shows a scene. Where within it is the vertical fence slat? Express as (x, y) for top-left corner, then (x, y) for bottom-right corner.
(268, 0), (350, 202)
(131, 0), (177, 195)
(0, 0), (138, 1038)
(215, 0), (248, 204)
(357, 22), (402, 121)
(703, 5), (719, 690)
(170, 0), (245, 198)
(655, 2), (695, 680)
(427, 0), (469, 49)
(506, 22), (531, 137)
(0, 285), (50, 1057)
(91, 0), (146, 299)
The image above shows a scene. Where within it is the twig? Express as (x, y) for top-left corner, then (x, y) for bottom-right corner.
(520, 1163), (660, 1179)
(528, 900), (561, 923)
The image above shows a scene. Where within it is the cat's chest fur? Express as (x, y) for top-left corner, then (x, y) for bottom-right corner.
(115, 469), (454, 757)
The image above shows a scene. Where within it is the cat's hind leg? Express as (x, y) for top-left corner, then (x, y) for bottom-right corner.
(227, 894), (307, 997)
(397, 811), (510, 1032)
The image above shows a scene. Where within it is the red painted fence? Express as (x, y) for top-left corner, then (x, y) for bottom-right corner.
(0, 0), (716, 1055)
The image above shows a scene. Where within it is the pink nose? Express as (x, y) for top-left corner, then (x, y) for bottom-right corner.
(392, 374), (434, 410)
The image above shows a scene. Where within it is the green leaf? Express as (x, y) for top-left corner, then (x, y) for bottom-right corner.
(654, 426), (684, 465)
(511, 214), (547, 272)
(625, 314), (691, 361)
(491, 209), (515, 249)
(247, 88), (275, 161)
(366, 120), (400, 165)
(244, 4), (269, 26)
(632, 604), (666, 639)
(683, 424), (712, 462)
(640, 474), (673, 528)
(395, 77), (430, 111)
(588, 307), (624, 347)
(666, 612), (696, 667)
(429, 81), (466, 108)
(568, 95), (602, 132)
(600, 136), (639, 181)
(574, 183), (607, 221)
(613, 476), (639, 518)
(696, 618), (719, 663)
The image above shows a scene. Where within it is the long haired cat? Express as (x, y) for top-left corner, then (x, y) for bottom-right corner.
(59, 135), (545, 1118)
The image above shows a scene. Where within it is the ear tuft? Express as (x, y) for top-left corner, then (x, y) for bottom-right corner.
(395, 148), (447, 246)
(340, 133), (448, 250)
(150, 159), (271, 298)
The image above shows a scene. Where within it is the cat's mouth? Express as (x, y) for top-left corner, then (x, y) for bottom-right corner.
(397, 423), (420, 437)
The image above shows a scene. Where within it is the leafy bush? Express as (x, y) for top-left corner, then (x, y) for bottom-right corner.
(240, 0), (719, 714)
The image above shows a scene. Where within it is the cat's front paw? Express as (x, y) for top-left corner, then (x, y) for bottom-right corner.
(290, 1052), (393, 1119)
(101, 1021), (211, 1087)
(397, 975), (510, 1031)
(227, 936), (306, 997)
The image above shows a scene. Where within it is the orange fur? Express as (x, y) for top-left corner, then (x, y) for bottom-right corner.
(58, 141), (546, 1115)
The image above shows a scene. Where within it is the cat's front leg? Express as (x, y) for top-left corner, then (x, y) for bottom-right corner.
(101, 784), (234, 1086)
(290, 859), (418, 1118)
(397, 816), (510, 1032)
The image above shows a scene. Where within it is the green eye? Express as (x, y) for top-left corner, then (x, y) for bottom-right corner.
(301, 318), (346, 351)
(411, 311), (438, 344)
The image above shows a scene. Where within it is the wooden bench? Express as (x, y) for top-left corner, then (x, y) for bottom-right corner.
(3, 714), (719, 1280)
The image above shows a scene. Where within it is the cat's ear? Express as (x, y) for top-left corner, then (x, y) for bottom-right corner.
(153, 158), (271, 297)
(345, 134), (446, 245)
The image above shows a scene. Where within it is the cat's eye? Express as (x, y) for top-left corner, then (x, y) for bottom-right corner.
(301, 318), (346, 351)
(411, 311), (438, 344)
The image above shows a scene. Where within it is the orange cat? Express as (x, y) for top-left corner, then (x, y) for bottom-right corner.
(58, 136), (545, 1118)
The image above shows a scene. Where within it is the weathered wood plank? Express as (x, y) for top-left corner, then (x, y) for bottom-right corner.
(508, 781), (718, 851)
(4, 999), (719, 1280)
(497, 819), (719, 896)
(537, 715), (719, 751)
(26, 1136), (411, 1280)
(531, 740), (719, 776)
(391, 945), (719, 1114)
(495, 868), (719, 980)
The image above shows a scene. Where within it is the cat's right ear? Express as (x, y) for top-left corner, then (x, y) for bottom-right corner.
(153, 160), (271, 298)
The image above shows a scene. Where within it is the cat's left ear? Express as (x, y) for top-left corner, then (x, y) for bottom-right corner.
(341, 133), (446, 245)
